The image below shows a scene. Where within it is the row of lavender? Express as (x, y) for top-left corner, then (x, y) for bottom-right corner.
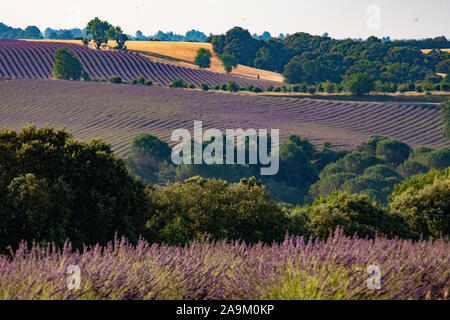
(0, 40), (278, 88)
(0, 229), (448, 300)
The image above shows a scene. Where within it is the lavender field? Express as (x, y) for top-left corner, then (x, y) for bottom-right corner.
(0, 39), (279, 88)
(0, 230), (448, 300)
(0, 79), (447, 156)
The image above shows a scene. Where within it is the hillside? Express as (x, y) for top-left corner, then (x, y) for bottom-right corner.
(0, 79), (447, 157)
(0, 39), (280, 88)
(25, 39), (285, 82)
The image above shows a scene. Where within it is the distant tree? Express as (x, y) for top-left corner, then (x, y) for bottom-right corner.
(441, 100), (450, 140)
(218, 54), (238, 73)
(128, 133), (172, 183)
(86, 17), (111, 49)
(253, 47), (275, 70)
(52, 48), (83, 80)
(343, 72), (374, 96)
(441, 75), (450, 92)
(435, 59), (450, 74)
(107, 26), (128, 50)
(23, 26), (42, 39)
(376, 138), (411, 167)
(194, 48), (212, 68)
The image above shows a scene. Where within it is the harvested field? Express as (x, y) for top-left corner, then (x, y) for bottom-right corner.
(0, 79), (447, 157)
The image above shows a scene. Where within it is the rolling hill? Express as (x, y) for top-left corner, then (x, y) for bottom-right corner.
(25, 39), (285, 82)
(0, 39), (280, 88)
(0, 79), (447, 157)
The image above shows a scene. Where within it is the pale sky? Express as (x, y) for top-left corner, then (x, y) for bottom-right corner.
(1, 0), (449, 39)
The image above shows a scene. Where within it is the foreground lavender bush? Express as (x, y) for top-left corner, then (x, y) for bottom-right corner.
(0, 229), (448, 300)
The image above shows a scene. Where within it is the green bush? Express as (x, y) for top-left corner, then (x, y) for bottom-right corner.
(200, 83), (209, 91)
(109, 75), (122, 84)
(303, 191), (410, 239)
(145, 176), (288, 244)
(169, 78), (188, 88)
(389, 169), (450, 238)
(226, 81), (240, 92)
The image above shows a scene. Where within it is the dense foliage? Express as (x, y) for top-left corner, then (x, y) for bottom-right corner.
(442, 100), (450, 140)
(389, 168), (450, 238)
(310, 136), (449, 204)
(146, 176), (287, 244)
(0, 126), (150, 251)
(207, 27), (450, 87)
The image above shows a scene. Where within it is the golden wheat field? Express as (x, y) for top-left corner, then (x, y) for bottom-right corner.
(421, 48), (450, 54)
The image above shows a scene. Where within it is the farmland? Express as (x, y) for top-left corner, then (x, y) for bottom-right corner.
(0, 40), (280, 88)
(25, 39), (285, 82)
(0, 78), (447, 157)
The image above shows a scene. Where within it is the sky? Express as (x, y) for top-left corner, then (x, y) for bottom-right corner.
(1, 0), (449, 39)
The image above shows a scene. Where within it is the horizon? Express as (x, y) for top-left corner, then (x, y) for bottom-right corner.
(1, 0), (449, 40)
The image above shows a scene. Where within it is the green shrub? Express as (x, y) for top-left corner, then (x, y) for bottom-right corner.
(169, 78), (188, 88)
(304, 191), (410, 239)
(145, 176), (287, 244)
(389, 169), (450, 238)
(109, 75), (122, 84)
(226, 81), (240, 92)
(200, 83), (209, 91)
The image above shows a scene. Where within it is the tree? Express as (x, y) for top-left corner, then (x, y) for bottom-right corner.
(283, 56), (305, 83)
(128, 133), (172, 184)
(86, 17), (111, 49)
(0, 126), (151, 251)
(343, 72), (374, 96)
(218, 54), (238, 73)
(145, 176), (287, 244)
(389, 168), (450, 238)
(194, 48), (212, 68)
(304, 191), (410, 239)
(107, 26), (128, 50)
(376, 138), (411, 167)
(23, 26), (42, 39)
(441, 100), (450, 140)
(52, 48), (83, 80)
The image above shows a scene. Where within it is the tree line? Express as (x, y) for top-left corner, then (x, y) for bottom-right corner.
(207, 27), (450, 88)
(0, 126), (448, 252)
